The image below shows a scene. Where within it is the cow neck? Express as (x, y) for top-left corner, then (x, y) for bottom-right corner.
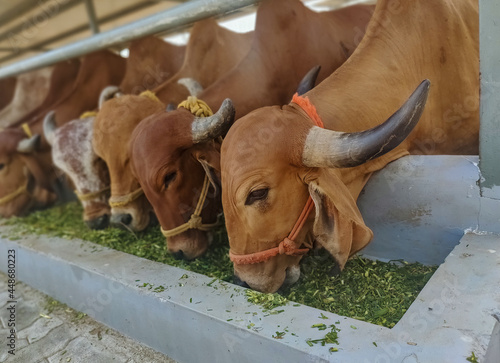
(229, 93), (321, 265)
(160, 96), (223, 238)
(107, 91), (160, 209)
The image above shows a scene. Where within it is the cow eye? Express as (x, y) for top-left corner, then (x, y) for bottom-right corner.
(245, 188), (269, 205)
(0, 163), (4, 171)
(164, 172), (177, 187)
(164, 172), (177, 188)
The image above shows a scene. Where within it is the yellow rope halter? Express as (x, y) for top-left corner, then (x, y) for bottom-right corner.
(0, 180), (29, 206)
(75, 186), (110, 202)
(159, 96), (221, 238)
(108, 187), (144, 208)
(139, 90), (161, 104)
(177, 96), (213, 117)
(160, 175), (223, 238)
(80, 111), (98, 119)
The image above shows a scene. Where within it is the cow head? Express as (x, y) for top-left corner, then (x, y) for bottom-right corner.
(130, 99), (235, 260)
(0, 128), (56, 217)
(44, 112), (111, 229)
(92, 92), (165, 231)
(215, 80), (430, 293)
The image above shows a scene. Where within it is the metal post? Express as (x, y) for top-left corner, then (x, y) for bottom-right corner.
(479, 0), (500, 200)
(0, 0), (260, 79)
(84, 0), (100, 34)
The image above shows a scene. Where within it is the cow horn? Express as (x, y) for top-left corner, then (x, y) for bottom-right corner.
(43, 110), (57, 146)
(302, 80), (431, 168)
(296, 65), (321, 96)
(191, 98), (235, 143)
(178, 78), (203, 97)
(99, 86), (122, 109)
(17, 134), (41, 154)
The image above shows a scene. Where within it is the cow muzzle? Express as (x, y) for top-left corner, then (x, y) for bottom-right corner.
(166, 229), (212, 260)
(109, 207), (154, 232)
(233, 264), (301, 293)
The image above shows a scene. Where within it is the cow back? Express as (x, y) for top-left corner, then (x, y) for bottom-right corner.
(46, 50), (126, 129)
(119, 36), (186, 95)
(307, 0), (479, 155)
(199, 0), (374, 119)
(0, 66), (53, 128)
(10, 59), (81, 127)
(155, 18), (253, 104)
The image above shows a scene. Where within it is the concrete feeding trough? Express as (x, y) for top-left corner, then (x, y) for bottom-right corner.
(1, 155), (499, 362)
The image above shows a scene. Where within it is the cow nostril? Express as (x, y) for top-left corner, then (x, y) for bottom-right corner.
(86, 214), (109, 230)
(120, 213), (132, 226)
(233, 275), (249, 288)
(172, 250), (184, 260)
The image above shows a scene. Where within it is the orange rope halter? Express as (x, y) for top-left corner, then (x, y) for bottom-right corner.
(229, 93), (323, 265)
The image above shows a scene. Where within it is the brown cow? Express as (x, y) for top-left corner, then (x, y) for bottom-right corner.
(0, 50), (126, 218)
(93, 19), (253, 232)
(0, 67), (53, 128)
(212, 0), (479, 292)
(45, 36), (186, 229)
(129, 0), (375, 260)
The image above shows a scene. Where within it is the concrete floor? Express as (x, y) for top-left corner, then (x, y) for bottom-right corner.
(0, 273), (177, 363)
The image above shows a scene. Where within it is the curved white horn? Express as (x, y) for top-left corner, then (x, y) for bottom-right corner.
(191, 98), (235, 143)
(99, 86), (122, 109)
(43, 110), (57, 146)
(302, 80), (431, 168)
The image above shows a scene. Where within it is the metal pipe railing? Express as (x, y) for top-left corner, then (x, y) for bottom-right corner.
(0, 0), (260, 79)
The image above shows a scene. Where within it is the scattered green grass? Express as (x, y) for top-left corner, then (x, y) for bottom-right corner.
(280, 249), (436, 328)
(5, 202), (437, 328)
(3, 202), (233, 281)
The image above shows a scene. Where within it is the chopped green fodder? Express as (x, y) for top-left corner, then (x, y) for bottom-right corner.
(3, 202), (437, 328)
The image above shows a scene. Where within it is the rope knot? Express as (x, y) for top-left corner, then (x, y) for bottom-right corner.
(279, 238), (294, 255)
(178, 96), (213, 117)
(187, 214), (203, 229)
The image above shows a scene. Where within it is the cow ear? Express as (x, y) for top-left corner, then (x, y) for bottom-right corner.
(306, 168), (373, 272)
(18, 153), (55, 191)
(195, 145), (221, 195)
